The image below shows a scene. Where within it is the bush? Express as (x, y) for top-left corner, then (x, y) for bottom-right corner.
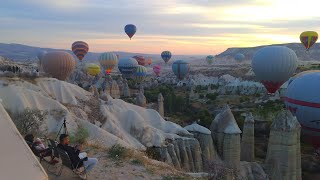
(71, 125), (89, 144)
(207, 93), (218, 101)
(9, 108), (47, 136)
(108, 144), (128, 160)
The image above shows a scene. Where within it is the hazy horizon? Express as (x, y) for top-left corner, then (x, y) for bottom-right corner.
(1, 0), (320, 55)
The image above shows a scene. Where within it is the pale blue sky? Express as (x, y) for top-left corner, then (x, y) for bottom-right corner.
(1, 0), (320, 54)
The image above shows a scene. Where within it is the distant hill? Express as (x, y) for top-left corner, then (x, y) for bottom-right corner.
(215, 43), (320, 62)
(0, 43), (203, 63)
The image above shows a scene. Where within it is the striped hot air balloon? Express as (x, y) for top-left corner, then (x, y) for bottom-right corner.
(172, 60), (190, 80)
(161, 51), (172, 64)
(42, 51), (76, 80)
(71, 41), (89, 61)
(300, 31), (318, 50)
(252, 46), (298, 94)
(99, 52), (118, 75)
(153, 65), (161, 76)
(206, 55), (214, 65)
(134, 65), (147, 83)
(132, 56), (146, 66)
(118, 58), (138, 77)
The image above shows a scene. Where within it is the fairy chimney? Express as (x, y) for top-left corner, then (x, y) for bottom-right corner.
(158, 93), (164, 117)
(241, 112), (255, 162)
(110, 80), (120, 99)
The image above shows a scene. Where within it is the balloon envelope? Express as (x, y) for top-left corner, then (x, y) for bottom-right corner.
(172, 60), (190, 80)
(285, 72), (320, 148)
(300, 31), (318, 50)
(153, 65), (161, 76)
(71, 41), (89, 61)
(206, 55), (214, 65)
(99, 52), (118, 75)
(234, 53), (245, 62)
(37, 50), (47, 61)
(118, 58), (138, 76)
(132, 56), (146, 66)
(288, 70), (320, 85)
(147, 58), (152, 66)
(252, 46), (298, 93)
(42, 51), (76, 80)
(161, 51), (172, 63)
(134, 65), (147, 83)
(85, 63), (101, 76)
(124, 24), (137, 39)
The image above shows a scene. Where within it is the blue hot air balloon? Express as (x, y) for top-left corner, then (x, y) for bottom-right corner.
(285, 72), (320, 149)
(251, 46), (298, 94)
(124, 24), (137, 40)
(172, 60), (190, 80)
(118, 58), (138, 77)
(134, 65), (147, 83)
(161, 51), (172, 64)
(234, 53), (245, 62)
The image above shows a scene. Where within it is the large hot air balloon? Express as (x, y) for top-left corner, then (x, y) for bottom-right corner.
(118, 58), (138, 76)
(147, 58), (152, 66)
(252, 46), (298, 94)
(132, 56), (146, 66)
(172, 60), (190, 80)
(206, 55), (214, 65)
(99, 52), (118, 75)
(84, 63), (101, 76)
(124, 24), (137, 40)
(42, 51), (76, 80)
(71, 41), (89, 61)
(285, 72), (320, 148)
(300, 31), (318, 50)
(134, 65), (147, 83)
(153, 65), (161, 76)
(234, 53), (245, 62)
(288, 70), (320, 86)
(161, 51), (172, 64)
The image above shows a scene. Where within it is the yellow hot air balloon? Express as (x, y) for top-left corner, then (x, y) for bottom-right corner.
(42, 51), (75, 80)
(85, 63), (101, 76)
(300, 31), (318, 50)
(99, 52), (118, 75)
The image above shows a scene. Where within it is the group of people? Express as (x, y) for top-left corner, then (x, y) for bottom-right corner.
(24, 133), (98, 179)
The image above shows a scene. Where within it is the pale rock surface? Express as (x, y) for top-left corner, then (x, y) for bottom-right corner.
(241, 112), (255, 162)
(136, 91), (147, 107)
(158, 93), (164, 117)
(110, 80), (120, 99)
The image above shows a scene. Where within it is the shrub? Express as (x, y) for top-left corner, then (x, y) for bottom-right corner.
(207, 93), (218, 101)
(108, 144), (128, 160)
(9, 108), (47, 136)
(72, 125), (89, 144)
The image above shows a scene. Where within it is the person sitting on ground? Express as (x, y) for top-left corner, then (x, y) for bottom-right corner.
(57, 134), (98, 174)
(24, 134), (58, 164)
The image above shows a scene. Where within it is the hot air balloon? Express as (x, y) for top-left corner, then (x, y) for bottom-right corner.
(118, 58), (138, 76)
(124, 24), (137, 40)
(147, 58), (152, 66)
(285, 72), (320, 148)
(71, 41), (89, 61)
(172, 60), (190, 80)
(42, 51), (76, 80)
(132, 56), (146, 66)
(153, 65), (161, 76)
(234, 53), (245, 62)
(134, 65), (147, 83)
(252, 46), (298, 94)
(161, 51), (172, 64)
(99, 52), (118, 75)
(206, 55), (214, 65)
(300, 31), (318, 50)
(84, 63), (101, 76)
(288, 70), (320, 86)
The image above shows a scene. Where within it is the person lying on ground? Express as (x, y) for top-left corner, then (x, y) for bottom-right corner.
(57, 134), (98, 173)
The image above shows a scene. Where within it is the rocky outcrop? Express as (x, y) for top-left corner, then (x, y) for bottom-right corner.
(136, 91), (147, 107)
(238, 162), (269, 180)
(110, 80), (120, 99)
(123, 81), (130, 97)
(265, 110), (301, 180)
(210, 105), (242, 170)
(158, 93), (164, 117)
(184, 122), (216, 171)
(241, 112), (255, 162)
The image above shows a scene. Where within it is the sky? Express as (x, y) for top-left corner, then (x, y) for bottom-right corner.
(1, 0), (320, 55)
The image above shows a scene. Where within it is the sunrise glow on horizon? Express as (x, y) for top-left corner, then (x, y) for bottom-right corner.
(1, 0), (320, 55)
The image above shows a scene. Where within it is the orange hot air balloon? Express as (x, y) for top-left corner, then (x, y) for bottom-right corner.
(147, 58), (152, 66)
(300, 31), (318, 50)
(42, 51), (76, 80)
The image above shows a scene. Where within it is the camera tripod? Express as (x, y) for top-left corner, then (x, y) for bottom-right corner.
(55, 118), (69, 141)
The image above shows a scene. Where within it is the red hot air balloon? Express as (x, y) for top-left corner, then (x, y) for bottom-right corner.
(153, 65), (161, 76)
(132, 56), (146, 66)
(71, 41), (89, 61)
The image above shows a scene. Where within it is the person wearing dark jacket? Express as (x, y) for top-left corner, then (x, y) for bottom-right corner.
(57, 134), (98, 174)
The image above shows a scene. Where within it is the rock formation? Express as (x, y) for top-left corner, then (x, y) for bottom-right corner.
(241, 112), (255, 162)
(100, 91), (109, 101)
(123, 81), (130, 97)
(184, 122), (216, 170)
(136, 91), (147, 107)
(265, 110), (301, 180)
(210, 105), (242, 170)
(110, 80), (120, 99)
(158, 93), (164, 117)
